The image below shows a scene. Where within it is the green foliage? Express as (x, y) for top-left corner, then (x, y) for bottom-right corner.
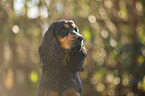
(82, 28), (92, 41)
(30, 71), (38, 83)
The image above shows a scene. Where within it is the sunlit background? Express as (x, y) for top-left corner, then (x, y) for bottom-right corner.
(0, 0), (145, 96)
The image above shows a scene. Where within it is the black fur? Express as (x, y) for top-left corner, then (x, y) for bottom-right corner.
(38, 20), (87, 96)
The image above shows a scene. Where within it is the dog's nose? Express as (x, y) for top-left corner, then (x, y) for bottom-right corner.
(76, 36), (83, 42)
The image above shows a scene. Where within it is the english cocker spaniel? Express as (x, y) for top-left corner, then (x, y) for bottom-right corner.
(38, 20), (87, 96)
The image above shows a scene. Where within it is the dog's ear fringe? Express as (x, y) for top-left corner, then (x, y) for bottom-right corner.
(38, 23), (64, 71)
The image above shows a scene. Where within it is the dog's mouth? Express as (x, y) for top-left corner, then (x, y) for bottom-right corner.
(63, 40), (83, 52)
(63, 43), (81, 52)
(71, 40), (82, 51)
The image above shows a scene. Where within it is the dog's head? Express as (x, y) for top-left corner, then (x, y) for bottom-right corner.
(39, 20), (86, 71)
(54, 20), (83, 52)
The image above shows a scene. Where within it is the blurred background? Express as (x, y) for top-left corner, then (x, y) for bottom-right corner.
(0, 0), (145, 96)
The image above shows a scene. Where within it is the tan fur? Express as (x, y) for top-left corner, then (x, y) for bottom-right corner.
(63, 89), (80, 96)
(64, 53), (69, 64)
(57, 33), (75, 50)
(64, 24), (69, 29)
(44, 91), (58, 96)
(72, 24), (76, 29)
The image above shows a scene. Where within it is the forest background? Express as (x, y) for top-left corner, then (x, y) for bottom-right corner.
(0, 0), (145, 96)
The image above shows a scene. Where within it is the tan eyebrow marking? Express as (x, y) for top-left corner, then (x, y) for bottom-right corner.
(72, 24), (76, 29)
(64, 24), (69, 29)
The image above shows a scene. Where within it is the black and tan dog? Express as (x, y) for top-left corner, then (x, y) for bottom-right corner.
(38, 20), (87, 96)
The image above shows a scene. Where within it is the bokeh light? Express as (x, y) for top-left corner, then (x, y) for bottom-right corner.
(88, 15), (96, 23)
(12, 25), (19, 34)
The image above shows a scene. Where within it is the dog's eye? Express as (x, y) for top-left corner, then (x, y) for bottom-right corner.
(61, 27), (68, 34)
(74, 27), (78, 32)
(62, 29), (67, 33)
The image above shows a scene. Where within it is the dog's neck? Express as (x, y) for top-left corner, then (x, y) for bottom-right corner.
(41, 64), (77, 77)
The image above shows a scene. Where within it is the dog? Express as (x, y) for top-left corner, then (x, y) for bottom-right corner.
(38, 20), (87, 96)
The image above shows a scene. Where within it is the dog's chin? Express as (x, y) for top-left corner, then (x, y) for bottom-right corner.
(71, 45), (81, 52)
(63, 45), (81, 52)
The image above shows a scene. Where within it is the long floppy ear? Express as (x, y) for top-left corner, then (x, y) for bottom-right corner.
(39, 23), (64, 71)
